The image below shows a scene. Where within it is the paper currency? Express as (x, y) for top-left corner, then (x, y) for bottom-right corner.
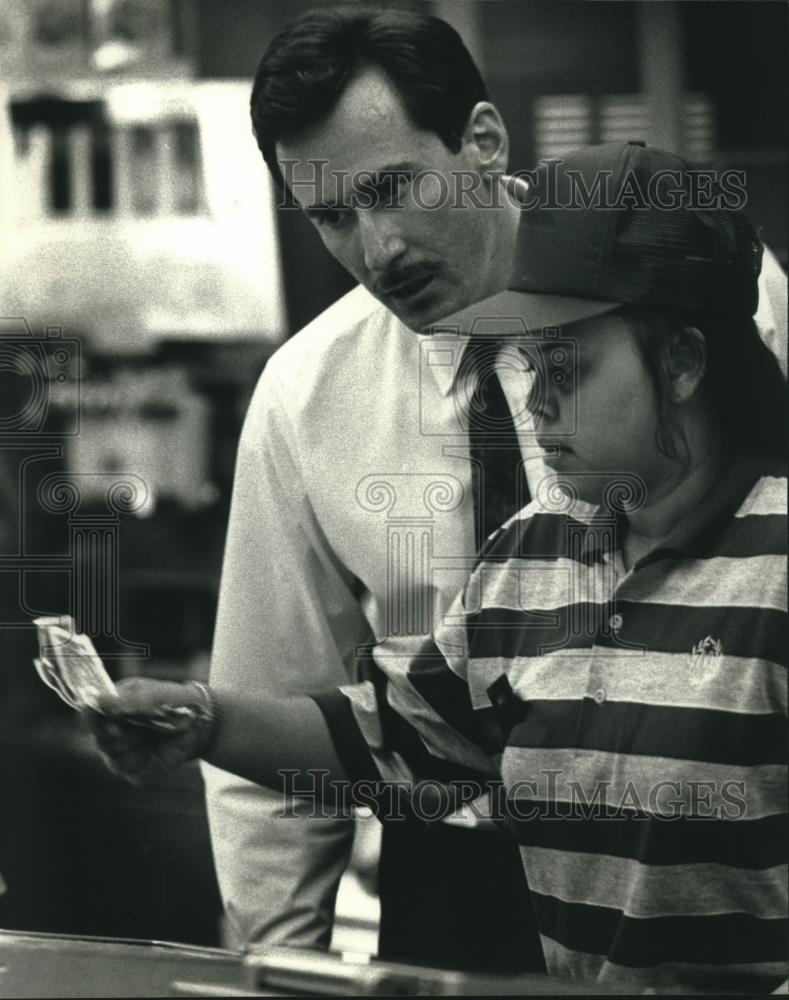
(34, 615), (117, 710)
(32, 615), (196, 730)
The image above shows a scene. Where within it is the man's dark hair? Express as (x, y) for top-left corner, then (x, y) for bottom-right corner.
(250, 5), (488, 191)
(626, 306), (787, 465)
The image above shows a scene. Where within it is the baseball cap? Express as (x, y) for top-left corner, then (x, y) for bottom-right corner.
(439, 142), (763, 333)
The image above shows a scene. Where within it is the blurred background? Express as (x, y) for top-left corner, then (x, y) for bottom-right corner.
(0, 0), (785, 952)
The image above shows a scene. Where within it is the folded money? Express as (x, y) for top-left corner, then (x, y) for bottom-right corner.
(33, 653), (80, 709)
(32, 615), (196, 730)
(34, 615), (117, 711)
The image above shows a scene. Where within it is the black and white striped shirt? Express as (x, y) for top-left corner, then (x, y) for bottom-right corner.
(315, 456), (787, 992)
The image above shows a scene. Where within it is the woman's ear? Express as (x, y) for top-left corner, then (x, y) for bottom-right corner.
(461, 101), (509, 175)
(667, 326), (707, 403)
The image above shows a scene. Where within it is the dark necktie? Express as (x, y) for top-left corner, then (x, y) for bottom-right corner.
(464, 337), (531, 553)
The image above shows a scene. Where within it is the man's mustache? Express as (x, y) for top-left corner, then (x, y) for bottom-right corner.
(374, 264), (437, 297)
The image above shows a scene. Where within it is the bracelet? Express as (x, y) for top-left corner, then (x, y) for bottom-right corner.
(186, 681), (221, 759)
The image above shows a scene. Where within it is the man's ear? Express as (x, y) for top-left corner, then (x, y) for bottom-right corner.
(667, 326), (707, 403)
(462, 101), (509, 174)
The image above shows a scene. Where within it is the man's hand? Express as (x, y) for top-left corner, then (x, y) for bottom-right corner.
(86, 677), (211, 785)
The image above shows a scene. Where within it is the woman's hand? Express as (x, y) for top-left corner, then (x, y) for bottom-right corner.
(86, 677), (213, 785)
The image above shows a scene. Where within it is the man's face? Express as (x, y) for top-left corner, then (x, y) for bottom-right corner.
(276, 67), (508, 332)
(526, 312), (674, 503)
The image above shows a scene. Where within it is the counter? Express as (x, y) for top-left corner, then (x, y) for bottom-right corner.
(0, 929), (636, 997)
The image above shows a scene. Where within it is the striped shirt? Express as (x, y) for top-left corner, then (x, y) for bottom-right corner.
(314, 455), (788, 992)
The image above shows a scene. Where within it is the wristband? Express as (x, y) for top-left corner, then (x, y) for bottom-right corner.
(186, 680), (221, 759)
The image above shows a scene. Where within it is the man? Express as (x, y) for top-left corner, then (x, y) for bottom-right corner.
(204, 6), (542, 971)
(203, 5), (786, 970)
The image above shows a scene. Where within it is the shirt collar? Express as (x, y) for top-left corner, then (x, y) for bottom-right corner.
(421, 328), (473, 398)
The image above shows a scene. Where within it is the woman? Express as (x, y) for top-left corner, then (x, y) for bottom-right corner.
(88, 144), (787, 993)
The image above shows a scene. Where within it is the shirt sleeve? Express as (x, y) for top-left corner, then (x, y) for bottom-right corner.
(756, 244), (787, 378)
(310, 581), (504, 812)
(202, 361), (375, 952)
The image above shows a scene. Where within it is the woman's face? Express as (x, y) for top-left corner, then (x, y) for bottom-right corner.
(526, 311), (677, 504)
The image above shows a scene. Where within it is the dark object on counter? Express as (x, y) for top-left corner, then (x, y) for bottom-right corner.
(243, 946), (662, 995)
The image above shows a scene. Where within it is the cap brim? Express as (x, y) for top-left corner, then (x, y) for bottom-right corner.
(432, 289), (621, 335)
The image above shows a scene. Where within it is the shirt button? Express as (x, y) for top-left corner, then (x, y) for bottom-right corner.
(593, 688), (607, 705)
(609, 613), (623, 633)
